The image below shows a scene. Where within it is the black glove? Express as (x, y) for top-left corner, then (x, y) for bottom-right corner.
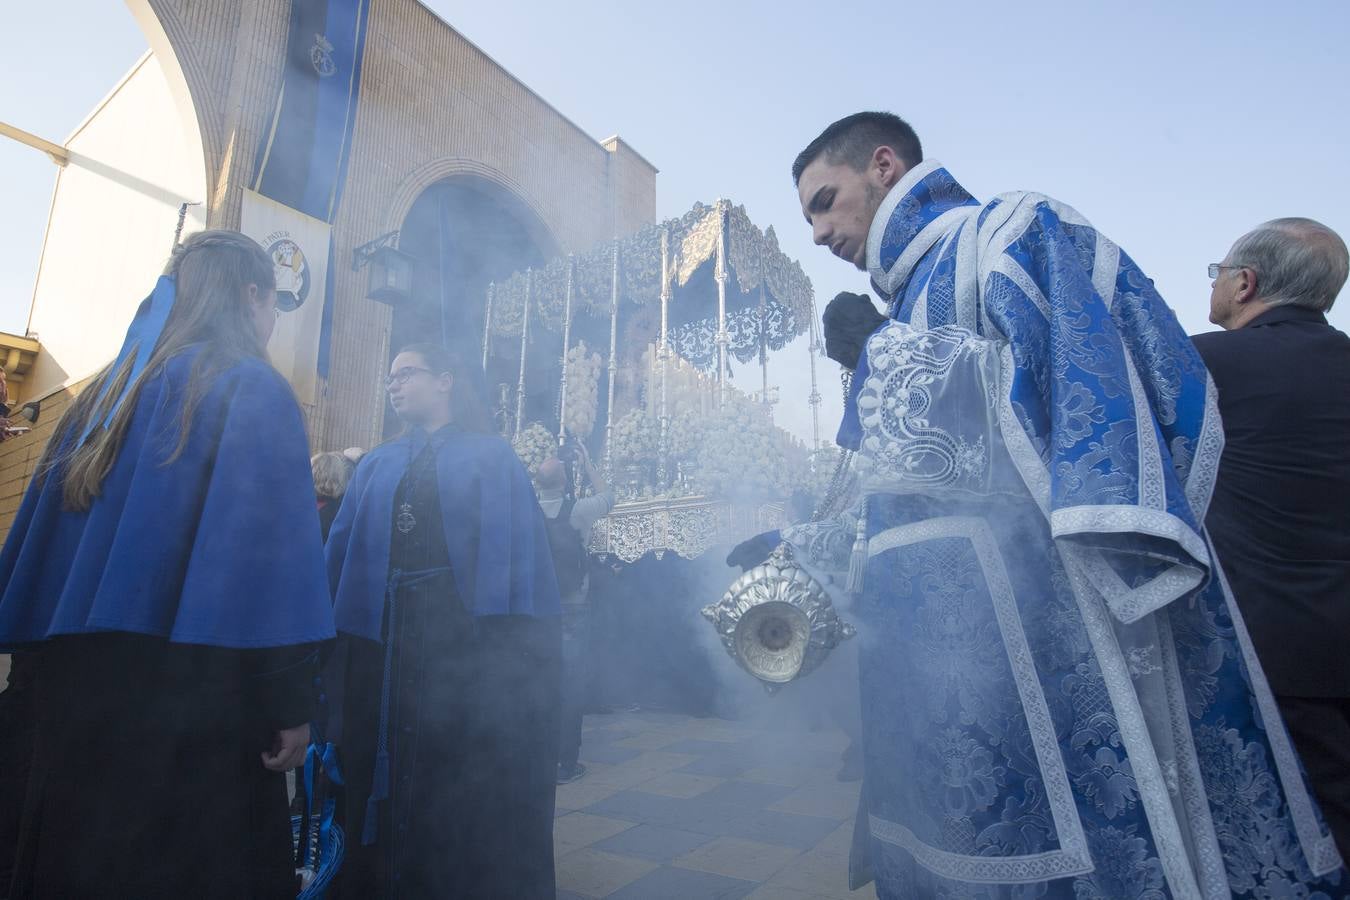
(726, 530), (782, 572)
(822, 292), (886, 370)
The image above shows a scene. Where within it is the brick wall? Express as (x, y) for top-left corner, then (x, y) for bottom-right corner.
(142, 0), (658, 453)
(0, 380), (87, 546)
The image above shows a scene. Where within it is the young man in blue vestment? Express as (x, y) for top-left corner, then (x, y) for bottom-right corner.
(0, 230), (336, 898)
(325, 343), (562, 898)
(771, 112), (1348, 899)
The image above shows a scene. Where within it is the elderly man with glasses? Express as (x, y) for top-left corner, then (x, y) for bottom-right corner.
(1194, 218), (1350, 859)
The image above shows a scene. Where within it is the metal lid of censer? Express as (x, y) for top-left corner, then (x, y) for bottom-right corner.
(702, 543), (854, 693)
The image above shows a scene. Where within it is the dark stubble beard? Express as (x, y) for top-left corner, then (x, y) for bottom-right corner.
(854, 181), (888, 270)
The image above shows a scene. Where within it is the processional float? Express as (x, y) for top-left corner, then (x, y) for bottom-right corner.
(481, 199), (852, 691)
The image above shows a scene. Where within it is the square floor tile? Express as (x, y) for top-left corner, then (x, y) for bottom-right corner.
(631, 710), (693, 726)
(763, 847), (854, 896)
(586, 789), (694, 827)
(580, 743), (644, 765)
(720, 808), (842, 850)
(674, 835), (802, 882)
(662, 738), (750, 756)
(741, 737), (839, 769)
(616, 750), (702, 776)
(739, 765), (820, 788)
(580, 727), (645, 745)
(588, 768), (669, 795)
(677, 756), (748, 778)
(633, 771), (725, 799)
(679, 724), (755, 743)
(554, 847), (657, 898)
(742, 885), (823, 900)
(813, 820), (860, 857)
(656, 800), (751, 837)
(582, 713), (642, 731)
(556, 776), (627, 812)
(554, 812), (637, 856)
(606, 865), (757, 900)
(610, 731), (685, 751)
(589, 790), (755, 837)
(769, 780), (860, 821)
(835, 881), (879, 900)
(592, 823), (714, 863)
(697, 779), (797, 809)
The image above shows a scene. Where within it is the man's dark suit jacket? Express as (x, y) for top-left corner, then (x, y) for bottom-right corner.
(1193, 305), (1350, 697)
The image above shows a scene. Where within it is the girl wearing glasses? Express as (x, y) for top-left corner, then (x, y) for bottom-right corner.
(325, 343), (562, 898)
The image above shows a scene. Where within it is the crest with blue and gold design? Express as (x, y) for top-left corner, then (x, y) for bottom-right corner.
(264, 233), (310, 313)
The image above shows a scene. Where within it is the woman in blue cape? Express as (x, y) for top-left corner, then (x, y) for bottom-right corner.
(0, 230), (336, 898)
(325, 343), (562, 898)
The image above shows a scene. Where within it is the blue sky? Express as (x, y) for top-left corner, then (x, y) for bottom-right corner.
(3, 0), (1347, 440)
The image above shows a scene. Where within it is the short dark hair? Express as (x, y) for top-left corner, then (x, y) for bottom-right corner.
(792, 112), (923, 185)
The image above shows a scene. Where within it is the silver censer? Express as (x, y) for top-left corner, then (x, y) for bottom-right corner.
(702, 543), (855, 693)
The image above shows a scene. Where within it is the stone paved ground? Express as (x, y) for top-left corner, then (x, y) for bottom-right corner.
(553, 708), (876, 900)
(0, 654), (874, 898)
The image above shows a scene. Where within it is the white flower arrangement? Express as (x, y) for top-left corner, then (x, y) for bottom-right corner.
(511, 421), (556, 475)
(562, 341), (602, 439)
(609, 409), (659, 465)
(692, 393), (805, 499)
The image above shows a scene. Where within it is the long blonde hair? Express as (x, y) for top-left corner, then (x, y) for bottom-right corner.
(42, 230), (276, 510)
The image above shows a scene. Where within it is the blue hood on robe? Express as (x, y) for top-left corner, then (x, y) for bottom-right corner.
(325, 427), (561, 641)
(0, 346), (336, 649)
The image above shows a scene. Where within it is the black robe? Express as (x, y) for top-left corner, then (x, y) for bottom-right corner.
(0, 651), (35, 894)
(0, 349), (334, 898)
(335, 438), (560, 898)
(9, 634), (319, 899)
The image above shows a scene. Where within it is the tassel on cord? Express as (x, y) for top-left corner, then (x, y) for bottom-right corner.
(845, 498), (869, 597)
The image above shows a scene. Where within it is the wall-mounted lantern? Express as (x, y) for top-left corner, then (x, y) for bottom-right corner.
(352, 231), (414, 305)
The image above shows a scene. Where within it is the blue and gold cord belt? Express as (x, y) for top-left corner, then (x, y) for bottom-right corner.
(362, 566), (453, 846)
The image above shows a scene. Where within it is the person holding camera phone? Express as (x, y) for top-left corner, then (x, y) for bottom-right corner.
(535, 440), (613, 784)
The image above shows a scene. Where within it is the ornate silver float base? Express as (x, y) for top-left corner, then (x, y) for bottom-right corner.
(589, 495), (784, 564)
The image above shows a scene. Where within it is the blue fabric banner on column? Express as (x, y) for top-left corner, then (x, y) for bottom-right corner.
(252, 0), (371, 384)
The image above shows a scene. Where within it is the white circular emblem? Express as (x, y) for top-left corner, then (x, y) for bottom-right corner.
(267, 237), (310, 312)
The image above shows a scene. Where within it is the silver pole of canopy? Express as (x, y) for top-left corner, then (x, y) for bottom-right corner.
(604, 242), (620, 480)
(481, 282), (495, 373)
(557, 255), (575, 444)
(513, 270), (532, 439)
(657, 226), (671, 488)
(758, 247), (769, 406)
(714, 200), (729, 409)
(807, 291), (822, 449)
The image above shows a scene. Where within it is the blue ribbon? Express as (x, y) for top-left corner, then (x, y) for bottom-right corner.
(361, 566), (453, 847)
(302, 744), (319, 868)
(301, 740), (344, 868)
(76, 276), (177, 447)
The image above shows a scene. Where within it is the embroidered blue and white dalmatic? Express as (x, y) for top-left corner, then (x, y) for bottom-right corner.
(786, 161), (1345, 899)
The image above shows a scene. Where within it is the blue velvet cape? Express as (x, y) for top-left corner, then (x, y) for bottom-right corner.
(325, 427), (560, 641)
(0, 347), (335, 649)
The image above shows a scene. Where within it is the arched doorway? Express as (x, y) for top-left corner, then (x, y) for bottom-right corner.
(390, 177), (557, 437)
